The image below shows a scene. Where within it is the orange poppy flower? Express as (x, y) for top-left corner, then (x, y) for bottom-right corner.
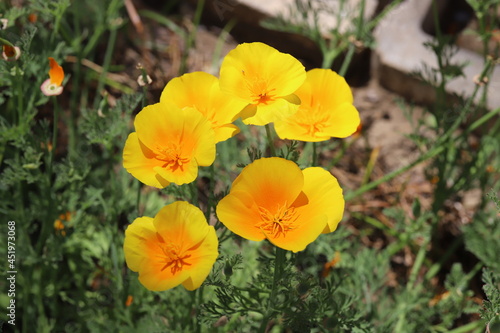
(160, 71), (247, 142)
(216, 157), (344, 252)
(124, 201), (219, 291)
(219, 42), (306, 126)
(123, 102), (216, 187)
(40, 57), (64, 96)
(274, 69), (360, 142)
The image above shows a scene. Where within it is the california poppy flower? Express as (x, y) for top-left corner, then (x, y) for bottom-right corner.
(219, 42), (306, 126)
(216, 157), (344, 252)
(40, 57), (64, 96)
(160, 71), (247, 142)
(274, 69), (360, 142)
(124, 201), (219, 291)
(123, 102), (216, 188)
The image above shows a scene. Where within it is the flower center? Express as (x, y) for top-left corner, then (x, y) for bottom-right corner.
(157, 233), (192, 275)
(155, 144), (190, 172)
(256, 203), (298, 238)
(246, 77), (276, 105)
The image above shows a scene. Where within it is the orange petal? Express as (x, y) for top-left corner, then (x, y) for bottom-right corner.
(216, 190), (266, 241)
(230, 157), (304, 212)
(122, 132), (170, 188)
(299, 167), (344, 233)
(48, 57), (64, 86)
(160, 72), (247, 143)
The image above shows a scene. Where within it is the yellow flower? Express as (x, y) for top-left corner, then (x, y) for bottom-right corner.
(124, 201), (219, 291)
(160, 72), (247, 142)
(216, 157), (344, 252)
(274, 69), (360, 142)
(41, 57), (64, 96)
(219, 42), (306, 126)
(123, 103), (216, 187)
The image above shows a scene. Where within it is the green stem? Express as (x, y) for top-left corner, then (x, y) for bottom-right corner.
(205, 164), (215, 222)
(345, 144), (445, 201)
(265, 124), (276, 157)
(312, 142), (318, 166)
(93, 26), (118, 109)
(259, 247), (286, 333)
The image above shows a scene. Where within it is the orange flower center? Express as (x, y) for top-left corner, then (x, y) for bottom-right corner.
(246, 77), (276, 105)
(155, 144), (190, 172)
(157, 233), (192, 275)
(296, 106), (328, 136)
(256, 204), (298, 238)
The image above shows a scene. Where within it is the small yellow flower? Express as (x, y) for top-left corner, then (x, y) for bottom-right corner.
(124, 201), (219, 291)
(41, 57), (64, 96)
(160, 72), (248, 143)
(123, 102), (216, 187)
(219, 42), (306, 126)
(274, 69), (360, 142)
(216, 157), (344, 252)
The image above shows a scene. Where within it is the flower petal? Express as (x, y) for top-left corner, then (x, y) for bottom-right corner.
(123, 216), (157, 272)
(182, 226), (219, 290)
(48, 57), (64, 86)
(230, 157), (304, 211)
(160, 72), (247, 142)
(153, 201), (210, 247)
(242, 97), (300, 126)
(274, 68), (360, 141)
(264, 212), (327, 253)
(122, 132), (170, 188)
(216, 190), (266, 241)
(300, 167), (344, 233)
(219, 42), (306, 100)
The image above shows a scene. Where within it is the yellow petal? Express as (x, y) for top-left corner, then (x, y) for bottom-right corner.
(123, 217), (157, 272)
(300, 167), (344, 233)
(264, 212), (327, 253)
(133, 103), (182, 151)
(182, 226), (219, 290)
(153, 201), (209, 246)
(274, 69), (360, 141)
(160, 72), (247, 143)
(242, 97), (300, 126)
(230, 157), (304, 211)
(317, 103), (361, 138)
(216, 190), (266, 241)
(122, 132), (170, 188)
(220, 42), (306, 106)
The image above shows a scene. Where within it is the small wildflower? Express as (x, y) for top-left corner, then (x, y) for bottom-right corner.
(473, 74), (489, 86)
(2, 45), (21, 61)
(0, 18), (8, 30)
(321, 251), (341, 278)
(137, 74), (152, 87)
(125, 295), (133, 306)
(41, 57), (65, 96)
(54, 212), (71, 236)
(28, 13), (38, 23)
